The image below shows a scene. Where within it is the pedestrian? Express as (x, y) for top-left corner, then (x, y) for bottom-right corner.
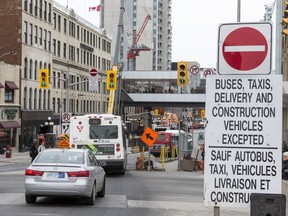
(29, 139), (38, 163)
(282, 152), (288, 180)
(38, 141), (46, 153)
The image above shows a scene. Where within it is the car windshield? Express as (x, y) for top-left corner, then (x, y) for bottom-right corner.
(35, 151), (84, 164)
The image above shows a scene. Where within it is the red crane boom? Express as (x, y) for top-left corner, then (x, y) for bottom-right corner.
(127, 15), (151, 61)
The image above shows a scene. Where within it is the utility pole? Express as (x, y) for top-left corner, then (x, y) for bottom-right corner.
(237, 0), (241, 22)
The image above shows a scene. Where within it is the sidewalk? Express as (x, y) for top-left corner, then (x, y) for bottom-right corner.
(0, 147), (30, 165)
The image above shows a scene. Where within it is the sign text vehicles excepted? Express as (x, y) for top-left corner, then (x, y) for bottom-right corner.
(204, 75), (282, 208)
(140, 127), (158, 148)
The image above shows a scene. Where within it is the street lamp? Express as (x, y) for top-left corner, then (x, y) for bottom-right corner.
(44, 117), (54, 126)
(0, 51), (17, 59)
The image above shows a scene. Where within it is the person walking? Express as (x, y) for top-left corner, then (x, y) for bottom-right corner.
(29, 139), (38, 163)
(38, 141), (46, 153)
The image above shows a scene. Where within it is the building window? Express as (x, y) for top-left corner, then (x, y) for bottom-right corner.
(39, 27), (42, 46)
(24, 0), (28, 11)
(53, 39), (56, 55)
(5, 89), (14, 103)
(43, 90), (46, 110)
(48, 3), (52, 23)
(57, 41), (60, 57)
(34, 88), (37, 110)
(44, 1), (47, 21)
(34, 88), (37, 109)
(57, 98), (60, 113)
(77, 48), (79, 62)
(34, 0), (38, 16)
(63, 43), (66, 58)
(77, 25), (79, 39)
(53, 13), (56, 29)
(44, 29), (47, 49)
(23, 87), (27, 109)
(29, 23), (33, 45)
(29, 59), (33, 79)
(24, 58), (28, 79)
(84, 29), (86, 42)
(58, 15), (61, 31)
(29, 88), (32, 109)
(24, 21), (28, 44)
(48, 90), (51, 110)
(29, 0), (33, 14)
(64, 18), (67, 34)
(34, 25), (38, 44)
(39, 89), (42, 109)
(52, 97), (55, 112)
(48, 31), (51, 51)
(34, 60), (38, 80)
(39, 0), (42, 19)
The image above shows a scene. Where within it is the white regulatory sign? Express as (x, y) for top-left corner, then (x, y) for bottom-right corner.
(62, 112), (71, 123)
(204, 75), (282, 208)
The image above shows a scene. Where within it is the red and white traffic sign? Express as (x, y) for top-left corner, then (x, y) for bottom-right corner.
(203, 68), (216, 77)
(189, 65), (200, 75)
(90, 68), (97, 77)
(217, 22), (272, 75)
(62, 112), (71, 123)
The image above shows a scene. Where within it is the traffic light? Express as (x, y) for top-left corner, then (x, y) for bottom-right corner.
(283, 2), (288, 36)
(107, 70), (117, 90)
(39, 69), (49, 89)
(177, 62), (188, 86)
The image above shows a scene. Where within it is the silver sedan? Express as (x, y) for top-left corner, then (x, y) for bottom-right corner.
(25, 148), (106, 205)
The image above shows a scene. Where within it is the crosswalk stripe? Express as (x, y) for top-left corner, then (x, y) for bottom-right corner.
(0, 193), (250, 214)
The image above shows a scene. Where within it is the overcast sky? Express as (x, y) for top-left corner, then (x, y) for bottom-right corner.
(54, 0), (273, 68)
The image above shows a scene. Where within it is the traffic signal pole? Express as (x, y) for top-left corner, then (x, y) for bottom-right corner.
(276, 0), (283, 75)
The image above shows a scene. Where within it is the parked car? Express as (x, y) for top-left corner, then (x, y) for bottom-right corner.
(25, 148), (106, 205)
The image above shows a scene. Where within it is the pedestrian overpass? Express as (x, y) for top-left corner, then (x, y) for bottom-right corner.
(120, 70), (206, 108)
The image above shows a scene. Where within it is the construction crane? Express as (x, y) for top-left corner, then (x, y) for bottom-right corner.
(127, 14), (151, 71)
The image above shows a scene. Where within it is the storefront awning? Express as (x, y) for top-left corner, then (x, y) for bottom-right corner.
(5, 81), (19, 90)
(0, 83), (4, 88)
(0, 121), (21, 129)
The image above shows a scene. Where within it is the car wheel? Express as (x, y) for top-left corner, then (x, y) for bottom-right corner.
(97, 179), (105, 197)
(25, 195), (37, 204)
(85, 183), (96, 205)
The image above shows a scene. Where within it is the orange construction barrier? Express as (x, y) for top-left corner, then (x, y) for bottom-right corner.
(136, 156), (144, 170)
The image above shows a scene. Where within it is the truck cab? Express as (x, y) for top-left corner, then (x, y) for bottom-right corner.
(150, 132), (175, 157)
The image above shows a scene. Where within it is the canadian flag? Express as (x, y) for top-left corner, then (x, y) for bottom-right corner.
(89, 5), (101, 12)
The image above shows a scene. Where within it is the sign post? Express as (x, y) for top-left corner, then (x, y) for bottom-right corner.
(140, 127), (158, 171)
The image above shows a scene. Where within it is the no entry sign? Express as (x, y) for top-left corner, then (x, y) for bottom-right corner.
(217, 22), (272, 75)
(90, 68), (97, 77)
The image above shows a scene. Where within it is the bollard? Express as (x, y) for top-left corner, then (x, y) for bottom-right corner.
(5, 146), (12, 158)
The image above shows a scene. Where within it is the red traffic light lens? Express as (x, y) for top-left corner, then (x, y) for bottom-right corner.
(109, 73), (114, 78)
(179, 64), (186, 70)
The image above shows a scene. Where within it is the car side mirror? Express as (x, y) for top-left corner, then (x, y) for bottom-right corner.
(98, 161), (106, 167)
